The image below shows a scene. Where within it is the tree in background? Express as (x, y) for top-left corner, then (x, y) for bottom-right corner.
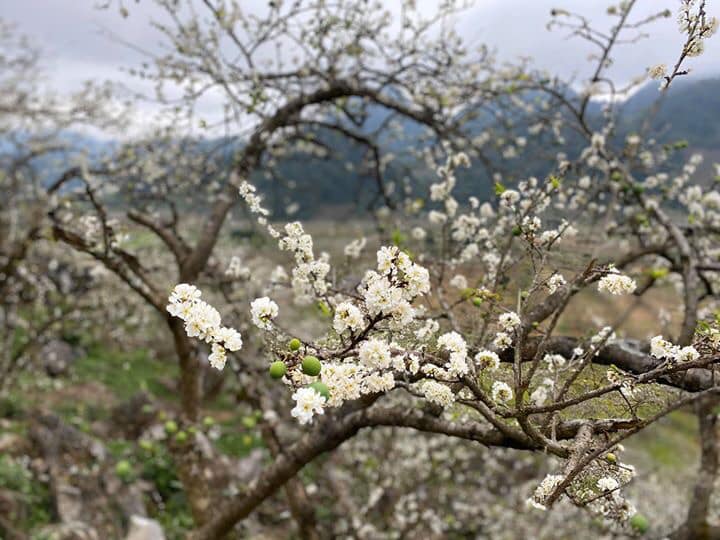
(0, 19), (126, 396)
(2, 1), (718, 539)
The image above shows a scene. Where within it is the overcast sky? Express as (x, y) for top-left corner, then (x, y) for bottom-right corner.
(2, 0), (719, 124)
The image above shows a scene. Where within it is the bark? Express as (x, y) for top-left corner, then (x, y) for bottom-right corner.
(188, 410), (363, 540)
(166, 316), (214, 526)
(167, 316), (202, 422)
(172, 442), (215, 527)
(188, 405), (583, 539)
(674, 397), (720, 540)
(260, 420), (319, 540)
(499, 336), (718, 392)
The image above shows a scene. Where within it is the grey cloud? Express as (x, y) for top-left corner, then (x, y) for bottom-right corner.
(2, 0), (719, 100)
(458, 0), (720, 84)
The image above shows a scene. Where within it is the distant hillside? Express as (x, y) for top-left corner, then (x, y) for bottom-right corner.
(618, 77), (720, 147)
(17, 77), (720, 218)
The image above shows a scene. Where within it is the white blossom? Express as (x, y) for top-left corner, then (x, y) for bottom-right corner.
(547, 274), (567, 294)
(474, 350), (500, 371)
(344, 237), (367, 259)
(491, 381), (513, 403)
(291, 387), (326, 424)
(493, 332), (513, 351)
(358, 338), (392, 370)
(208, 342), (227, 370)
(333, 302), (365, 335)
(420, 380), (455, 407)
(597, 477), (619, 492)
(498, 312), (521, 332)
(598, 270), (637, 295)
(250, 297), (279, 330)
(449, 274), (468, 289)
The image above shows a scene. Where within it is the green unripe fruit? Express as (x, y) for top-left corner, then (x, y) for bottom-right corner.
(302, 356), (322, 376)
(611, 171), (623, 182)
(648, 268), (669, 280)
(115, 460), (132, 479)
(139, 440), (154, 452)
(202, 416), (215, 428)
(605, 452), (617, 464)
(472, 297), (483, 307)
(269, 361), (288, 379)
(175, 431), (188, 443)
(289, 338), (302, 351)
(164, 420), (178, 434)
(630, 513), (649, 534)
(634, 213), (649, 225)
(242, 416), (257, 429)
(511, 225), (522, 236)
(310, 381), (330, 400)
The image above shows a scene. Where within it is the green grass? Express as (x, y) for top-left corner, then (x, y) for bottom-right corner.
(73, 345), (178, 400)
(121, 229), (164, 251)
(628, 410), (698, 469)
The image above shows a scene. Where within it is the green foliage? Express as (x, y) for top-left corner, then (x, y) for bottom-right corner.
(0, 455), (52, 530)
(316, 301), (331, 318)
(135, 441), (193, 539)
(391, 229), (407, 247)
(215, 430), (260, 458)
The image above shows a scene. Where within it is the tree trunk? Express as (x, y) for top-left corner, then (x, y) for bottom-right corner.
(260, 422), (320, 540)
(674, 397), (719, 540)
(166, 315), (214, 526)
(168, 316), (202, 422)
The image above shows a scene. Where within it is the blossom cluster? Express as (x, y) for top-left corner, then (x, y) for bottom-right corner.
(166, 284), (242, 370)
(420, 380), (455, 407)
(358, 245), (430, 327)
(279, 222), (331, 304)
(650, 335), (700, 363)
(291, 387), (326, 424)
(598, 268), (637, 295)
(492, 310), (521, 351)
(678, 0), (718, 57)
(225, 255), (250, 280)
(527, 474), (564, 510)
